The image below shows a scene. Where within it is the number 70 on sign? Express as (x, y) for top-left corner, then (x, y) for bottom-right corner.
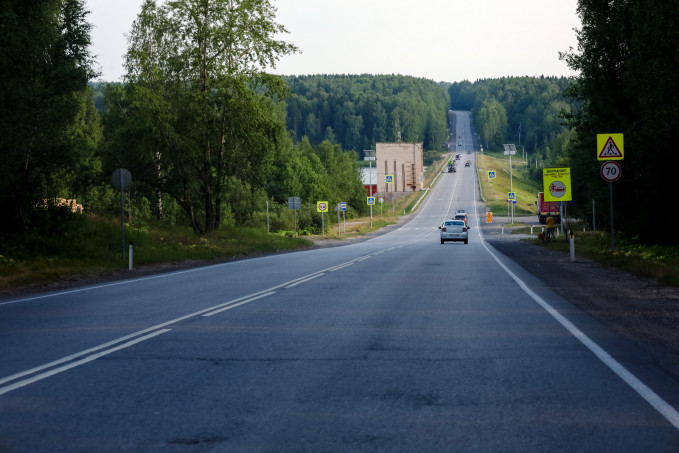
(600, 161), (621, 182)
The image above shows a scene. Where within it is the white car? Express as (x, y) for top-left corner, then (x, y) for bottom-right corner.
(439, 220), (468, 244)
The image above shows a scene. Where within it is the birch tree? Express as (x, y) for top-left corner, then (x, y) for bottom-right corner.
(123, 0), (298, 234)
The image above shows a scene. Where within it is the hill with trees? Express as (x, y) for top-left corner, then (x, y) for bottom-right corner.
(284, 74), (450, 159)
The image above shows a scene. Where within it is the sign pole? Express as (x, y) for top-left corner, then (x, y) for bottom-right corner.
(111, 169), (132, 263)
(609, 181), (615, 252)
(120, 171), (125, 261)
(509, 153), (514, 223)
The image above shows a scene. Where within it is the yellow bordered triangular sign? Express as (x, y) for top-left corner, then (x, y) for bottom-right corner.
(597, 133), (624, 160)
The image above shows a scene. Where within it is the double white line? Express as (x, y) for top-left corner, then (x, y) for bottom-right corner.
(1, 248), (397, 396)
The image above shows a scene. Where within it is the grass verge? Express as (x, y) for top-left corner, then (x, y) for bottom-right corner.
(510, 226), (679, 287)
(0, 215), (313, 292)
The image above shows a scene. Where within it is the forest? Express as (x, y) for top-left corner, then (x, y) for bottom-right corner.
(449, 76), (576, 185)
(1, 0), (677, 246)
(283, 74), (450, 159)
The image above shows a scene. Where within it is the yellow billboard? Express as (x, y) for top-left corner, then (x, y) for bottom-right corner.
(542, 168), (572, 202)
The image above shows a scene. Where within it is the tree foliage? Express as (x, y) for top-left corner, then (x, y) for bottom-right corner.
(284, 75), (450, 155)
(114, 0), (298, 235)
(562, 0), (679, 244)
(450, 77), (572, 157)
(0, 0), (98, 232)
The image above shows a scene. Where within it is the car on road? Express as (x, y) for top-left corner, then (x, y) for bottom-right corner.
(439, 220), (468, 244)
(465, 161), (470, 167)
(453, 213), (469, 227)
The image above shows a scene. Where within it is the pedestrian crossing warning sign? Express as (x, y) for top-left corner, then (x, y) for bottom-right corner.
(597, 133), (624, 160)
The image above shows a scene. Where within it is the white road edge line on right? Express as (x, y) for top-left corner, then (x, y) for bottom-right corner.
(480, 238), (679, 430)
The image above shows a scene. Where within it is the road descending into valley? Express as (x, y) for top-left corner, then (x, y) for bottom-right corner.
(1, 112), (678, 452)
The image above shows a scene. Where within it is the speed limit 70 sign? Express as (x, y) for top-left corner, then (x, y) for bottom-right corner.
(600, 161), (621, 182)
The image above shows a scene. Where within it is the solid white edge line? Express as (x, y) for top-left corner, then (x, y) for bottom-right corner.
(0, 329), (171, 396)
(202, 292), (276, 316)
(480, 238), (679, 430)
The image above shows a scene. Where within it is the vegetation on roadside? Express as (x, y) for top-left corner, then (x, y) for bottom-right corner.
(476, 149), (679, 288)
(516, 228), (679, 288)
(476, 152), (540, 217)
(0, 214), (312, 291)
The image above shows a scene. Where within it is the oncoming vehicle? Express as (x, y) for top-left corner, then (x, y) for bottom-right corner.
(439, 220), (468, 244)
(465, 161), (470, 167)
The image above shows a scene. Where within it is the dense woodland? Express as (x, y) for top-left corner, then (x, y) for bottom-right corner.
(283, 75), (450, 158)
(449, 77), (576, 185)
(1, 0), (677, 245)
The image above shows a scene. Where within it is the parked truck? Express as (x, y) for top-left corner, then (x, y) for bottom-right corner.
(537, 192), (560, 224)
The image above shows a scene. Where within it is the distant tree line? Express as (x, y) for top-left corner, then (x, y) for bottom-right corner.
(284, 75), (450, 158)
(449, 76), (574, 175)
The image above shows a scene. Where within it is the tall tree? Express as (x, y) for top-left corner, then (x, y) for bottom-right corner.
(123, 0), (297, 234)
(0, 0), (97, 232)
(562, 0), (679, 244)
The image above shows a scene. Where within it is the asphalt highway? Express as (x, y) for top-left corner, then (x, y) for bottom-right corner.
(1, 112), (678, 452)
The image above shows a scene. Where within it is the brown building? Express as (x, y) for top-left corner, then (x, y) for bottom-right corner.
(375, 142), (424, 198)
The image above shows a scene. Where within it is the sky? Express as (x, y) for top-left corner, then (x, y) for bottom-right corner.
(86, 0), (581, 83)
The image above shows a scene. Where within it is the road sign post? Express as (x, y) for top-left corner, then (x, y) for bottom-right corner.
(288, 196), (301, 237)
(367, 197), (376, 228)
(597, 134), (624, 251)
(504, 145), (517, 222)
(111, 168), (132, 262)
(317, 201), (328, 236)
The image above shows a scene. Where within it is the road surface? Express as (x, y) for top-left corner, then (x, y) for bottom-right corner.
(1, 112), (678, 452)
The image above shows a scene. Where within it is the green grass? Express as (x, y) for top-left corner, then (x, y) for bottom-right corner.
(477, 152), (540, 216)
(0, 215), (312, 291)
(510, 225), (679, 287)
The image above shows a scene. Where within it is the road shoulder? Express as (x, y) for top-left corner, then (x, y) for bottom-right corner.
(482, 219), (679, 382)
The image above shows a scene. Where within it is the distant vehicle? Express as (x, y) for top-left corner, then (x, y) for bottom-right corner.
(458, 142), (463, 146)
(465, 162), (470, 167)
(453, 213), (469, 227)
(537, 192), (561, 224)
(455, 209), (466, 215)
(439, 220), (468, 244)
(447, 162), (454, 173)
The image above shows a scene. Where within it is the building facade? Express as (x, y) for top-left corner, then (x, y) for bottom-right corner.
(375, 142), (424, 198)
